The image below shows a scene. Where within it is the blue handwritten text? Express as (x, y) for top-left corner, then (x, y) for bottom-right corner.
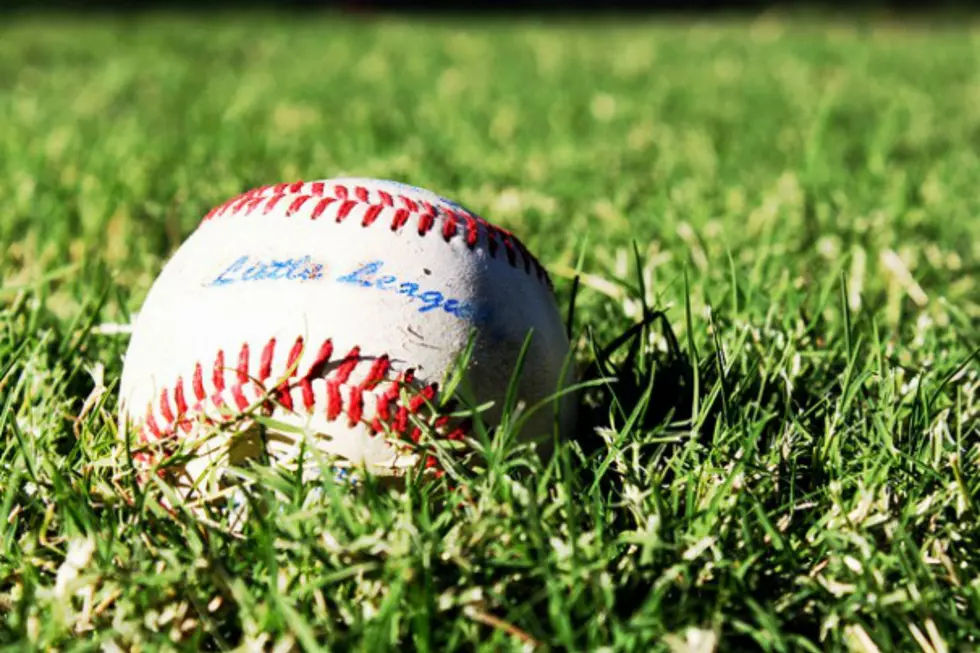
(210, 255), (325, 286)
(337, 260), (489, 323)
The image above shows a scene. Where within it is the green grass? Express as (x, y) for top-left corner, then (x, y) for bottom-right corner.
(2, 12), (979, 651)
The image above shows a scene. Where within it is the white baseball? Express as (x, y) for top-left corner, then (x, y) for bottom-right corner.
(119, 178), (575, 485)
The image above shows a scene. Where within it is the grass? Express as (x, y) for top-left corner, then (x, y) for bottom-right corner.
(1, 11), (979, 651)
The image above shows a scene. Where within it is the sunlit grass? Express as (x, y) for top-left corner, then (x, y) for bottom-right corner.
(1, 13), (979, 651)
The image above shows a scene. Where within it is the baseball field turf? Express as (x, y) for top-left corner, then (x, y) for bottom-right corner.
(1, 12), (978, 651)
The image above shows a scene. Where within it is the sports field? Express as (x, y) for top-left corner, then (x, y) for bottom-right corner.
(1, 13), (978, 651)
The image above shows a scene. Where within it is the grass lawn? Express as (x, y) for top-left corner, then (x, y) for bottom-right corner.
(1, 11), (979, 651)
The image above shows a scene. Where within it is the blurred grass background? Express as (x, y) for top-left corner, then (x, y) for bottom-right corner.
(3, 16), (977, 328)
(1, 12), (978, 651)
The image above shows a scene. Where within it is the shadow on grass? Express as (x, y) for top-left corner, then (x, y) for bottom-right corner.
(566, 305), (842, 645)
(571, 307), (702, 485)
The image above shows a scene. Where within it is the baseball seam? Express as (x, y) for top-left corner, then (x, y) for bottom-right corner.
(134, 334), (470, 465)
(201, 180), (553, 288)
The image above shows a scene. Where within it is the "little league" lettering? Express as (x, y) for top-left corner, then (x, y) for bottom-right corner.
(211, 255), (324, 285)
(337, 260), (489, 323)
(209, 255), (489, 324)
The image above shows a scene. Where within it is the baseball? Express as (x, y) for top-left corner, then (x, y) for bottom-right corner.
(119, 178), (576, 488)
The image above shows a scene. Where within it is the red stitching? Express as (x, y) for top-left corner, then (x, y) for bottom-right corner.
(231, 195), (254, 214)
(442, 210), (459, 240)
(277, 384), (294, 412)
(236, 343), (250, 384)
(463, 214), (479, 247)
(263, 194), (286, 215)
(362, 204), (383, 227)
(231, 384), (249, 411)
(135, 338), (469, 464)
(362, 355), (390, 387)
(245, 196), (265, 214)
(394, 404), (409, 434)
(408, 384), (437, 415)
(311, 197), (334, 220)
(206, 186), (261, 220)
(400, 195), (418, 212)
(300, 379), (315, 410)
(332, 346), (361, 384)
(174, 379), (189, 416)
(259, 338), (275, 380)
(286, 336), (305, 373)
(347, 386), (364, 426)
(417, 207), (436, 236)
(145, 408), (162, 439)
(287, 195), (312, 216)
(192, 363), (206, 402)
(375, 381), (399, 424)
(159, 389), (175, 423)
(307, 338), (334, 378)
(201, 180), (552, 288)
(326, 381), (343, 420)
(213, 350), (225, 391)
(335, 200), (356, 222)
(391, 208), (410, 231)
